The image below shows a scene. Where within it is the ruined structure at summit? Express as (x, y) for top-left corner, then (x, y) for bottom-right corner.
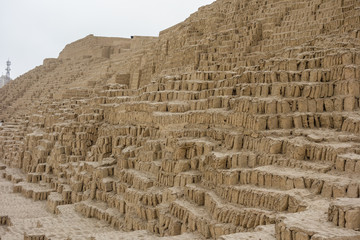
(1, 0), (360, 239)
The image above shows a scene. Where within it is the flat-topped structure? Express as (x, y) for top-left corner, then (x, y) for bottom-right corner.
(58, 34), (133, 60)
(0, 0), (360, 239)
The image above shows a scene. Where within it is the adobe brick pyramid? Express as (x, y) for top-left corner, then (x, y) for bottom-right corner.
(1, 0), (360, 239)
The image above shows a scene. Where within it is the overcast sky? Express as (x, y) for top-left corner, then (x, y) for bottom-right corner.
(0, 0), (214, 79)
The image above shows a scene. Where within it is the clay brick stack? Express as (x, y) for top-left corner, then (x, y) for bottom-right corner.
(0, 0), (360, 239)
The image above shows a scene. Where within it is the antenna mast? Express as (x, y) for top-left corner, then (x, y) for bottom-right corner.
(6, 59), (11, 78)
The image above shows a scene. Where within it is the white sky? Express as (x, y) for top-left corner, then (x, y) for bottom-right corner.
(0, 0), (214, 79)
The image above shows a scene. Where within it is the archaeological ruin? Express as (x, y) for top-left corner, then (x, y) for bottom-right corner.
(1, 0), (360, 239)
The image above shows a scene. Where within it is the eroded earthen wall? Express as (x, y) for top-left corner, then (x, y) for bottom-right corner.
(0, 0), (360, 239)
